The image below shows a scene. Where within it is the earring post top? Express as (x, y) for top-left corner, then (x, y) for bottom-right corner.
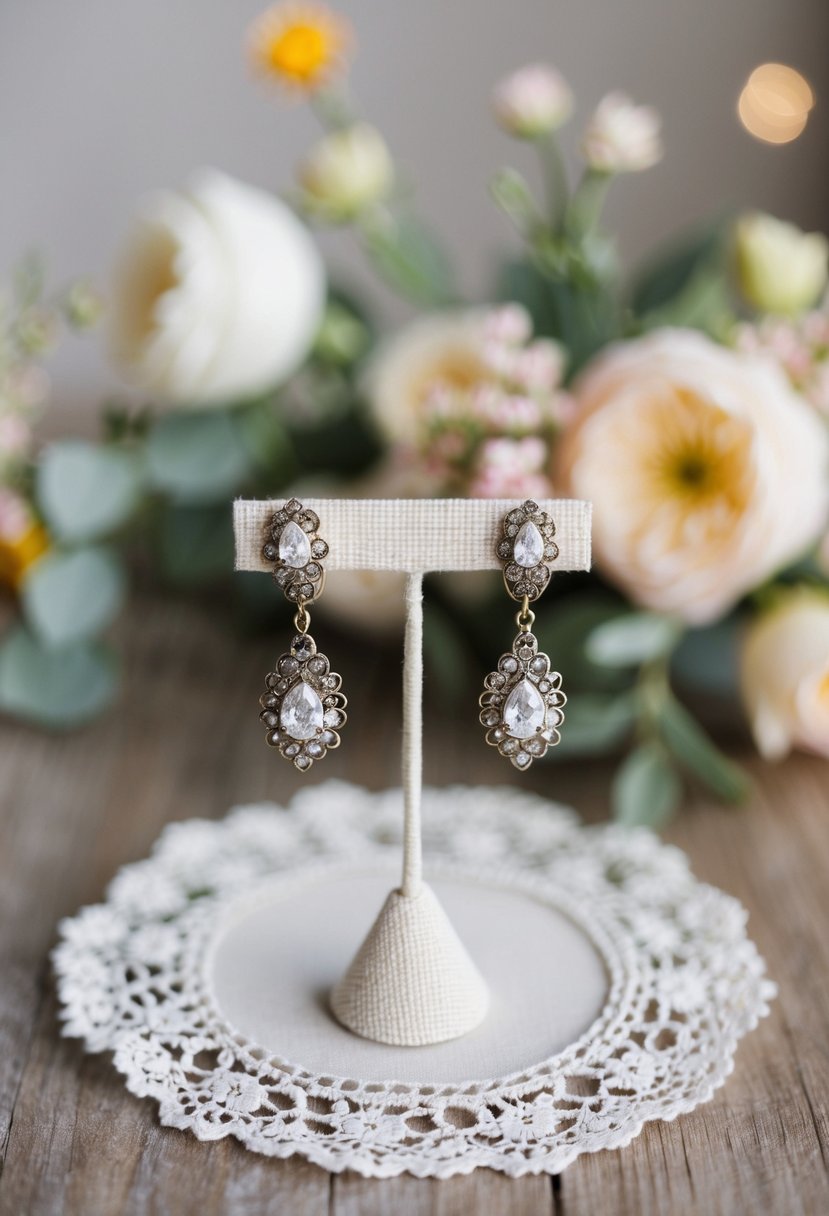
(234, 498), (591, 574)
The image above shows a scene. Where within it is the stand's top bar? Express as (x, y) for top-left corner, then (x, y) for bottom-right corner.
(234, 498), (591, 574)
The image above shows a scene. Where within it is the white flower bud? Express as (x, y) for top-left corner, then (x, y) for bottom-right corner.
(299, 124), (393, 219)
(582, 92), (662, 173)
(735, 212), (829, 316)
(492, 65), (573, 138)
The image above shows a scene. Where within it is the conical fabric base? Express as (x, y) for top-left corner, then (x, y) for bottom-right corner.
(330, 883), (489, 1046)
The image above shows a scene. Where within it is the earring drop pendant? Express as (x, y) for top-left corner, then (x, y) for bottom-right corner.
(479, 626), (565, 770)
(260, 620), (347, 771)
(481, 500), (566, 770)
(259, 499), (347, 770)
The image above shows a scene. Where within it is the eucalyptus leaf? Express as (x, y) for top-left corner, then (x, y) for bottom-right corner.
(37, 440), (142, 542)
(0, 626), (118, 728)
(551, 692), (635, 758)
(672, 620), (741, 698)
(586, 612), (683, 668)
(612, 742), (682, 827)
(534, 593), (632, 692)
(660, 696), (750, 803)
(146, 410), (253, 504)
(21, 546), (126, 647)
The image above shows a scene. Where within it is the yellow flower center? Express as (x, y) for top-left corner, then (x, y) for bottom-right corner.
(249, 5), (348, 89)
(646, 389), (751, 513)
(0, 523), (50, 589)
(267, 24), (329, 81)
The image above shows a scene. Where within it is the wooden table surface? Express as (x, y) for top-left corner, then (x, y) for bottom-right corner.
(1, 597), (827, 1216)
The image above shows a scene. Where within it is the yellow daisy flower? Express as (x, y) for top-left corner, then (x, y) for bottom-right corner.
(248, 3), (351, 92)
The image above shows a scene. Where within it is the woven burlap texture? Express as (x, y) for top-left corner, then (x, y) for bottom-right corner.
(233, 497), (592, 572)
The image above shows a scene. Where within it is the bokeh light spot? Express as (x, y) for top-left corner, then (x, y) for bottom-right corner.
(738, 62), (814, 145)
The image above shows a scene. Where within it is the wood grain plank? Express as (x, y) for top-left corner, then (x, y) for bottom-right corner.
(333, 1171), (555, 1216)
(560, 756), (829, 1216)
(1, 595), (827, 1214)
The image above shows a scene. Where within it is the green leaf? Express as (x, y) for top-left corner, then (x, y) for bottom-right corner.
(612, 742), (682, 827)
(637, 264), (733, 337)
(495, 257), (621, 375)
(533, 593), (633, 692)
(145, 411), (253, 504)
(551, 692), (635, 757)
(20, 546), (126, 647)
(660, 696), (750, 803)
(37, 440), (142, 542)
(361, 213), (456, 307)
(629, 220), (727, 316)
(156, 502), (234, 586)
(586, 612), (683, 668)
(671, 620), (741, 698)
(0, 626), (118, 728)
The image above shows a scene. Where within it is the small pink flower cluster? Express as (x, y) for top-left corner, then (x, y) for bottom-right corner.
(736, 307), (829, 414)
(419, 305), (572, 498)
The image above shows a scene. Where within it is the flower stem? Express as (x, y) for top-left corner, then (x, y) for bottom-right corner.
(566, 169), (612, 240)
(535, 133), (569, 233)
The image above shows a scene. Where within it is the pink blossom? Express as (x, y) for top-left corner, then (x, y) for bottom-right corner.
(511, 339), (565, 392)
(0, 413), (32, 459)
(482, 304), (532, 347)
(468, 436), (553, 498)
(0, 487), (31, 541)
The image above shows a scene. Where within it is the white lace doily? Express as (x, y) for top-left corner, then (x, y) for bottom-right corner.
(53, 782), (775, 1179)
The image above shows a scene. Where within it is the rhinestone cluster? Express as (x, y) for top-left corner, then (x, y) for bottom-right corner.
(263, 498), (329, 605)
(260, 633), (347, 770)
(497, 500), (559, 602)
(479, 632), (566, 770)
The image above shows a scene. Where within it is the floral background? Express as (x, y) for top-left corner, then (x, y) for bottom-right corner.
(1, 3), (828, 825)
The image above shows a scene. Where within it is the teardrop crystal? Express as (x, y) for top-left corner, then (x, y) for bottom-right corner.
(514, 520), (544, 568)
(279, 680), (324, 740)
(503, 678), (546, 739)
(279, 520), (311, 569)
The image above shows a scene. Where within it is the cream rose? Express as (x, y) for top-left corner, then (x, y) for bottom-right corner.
(740, 590), (829, 759)
(110, 169), (325, 406)
(557, 329), (829, 623)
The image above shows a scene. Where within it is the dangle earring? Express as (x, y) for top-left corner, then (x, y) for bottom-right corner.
(259, 499), (347, 771)
(479, 500), (566, 771)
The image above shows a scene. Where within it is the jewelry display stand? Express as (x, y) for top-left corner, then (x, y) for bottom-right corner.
(53, 498), (774, 1178)
(235, 498), (591, 1046)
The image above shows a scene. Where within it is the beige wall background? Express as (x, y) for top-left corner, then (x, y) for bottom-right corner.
(1, 0), (827, 414)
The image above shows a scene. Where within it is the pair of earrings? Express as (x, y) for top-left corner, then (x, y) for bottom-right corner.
(258, 498), (565, 771)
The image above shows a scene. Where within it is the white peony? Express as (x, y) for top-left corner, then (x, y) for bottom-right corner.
(365, 310), (491, 445)
(740, 590), (829, 759)
(110, 169), (325, 406)
(582, 92), (662, 173)
(557, 329), (829, 624)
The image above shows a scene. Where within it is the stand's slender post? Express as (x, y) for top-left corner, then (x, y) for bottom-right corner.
(400, 572), (423, 899)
